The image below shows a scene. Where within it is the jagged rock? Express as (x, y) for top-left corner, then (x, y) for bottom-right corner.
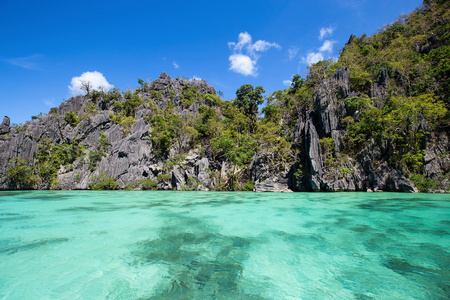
(171, 165), (186, 190)
(314, 67), (351, 136)
(0, 69), (442, 193)
(370, 163), (418, 193)
(370, 68), (389, 109)
(189, 78), (216, 95)
(135, 107), (151, 120)
(304, 112), (323, 190)
(424, 131), (450, 178)
(58, 96), (84, 116)
(153, 72), (172, 90)
(0, 116), (10, 134)
(195, 157), (210, 187)
(254, 178), (292, 192)
(250, 153), (271, 181)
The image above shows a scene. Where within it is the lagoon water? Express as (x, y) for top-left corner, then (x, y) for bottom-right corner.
(0, 191), (449, 299)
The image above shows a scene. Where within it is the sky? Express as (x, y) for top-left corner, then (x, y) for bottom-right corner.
(0, 0), (424, 124)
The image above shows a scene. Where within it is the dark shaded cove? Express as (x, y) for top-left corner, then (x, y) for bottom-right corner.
(129, 212), (266, 299)
(0, 237), (69, 255)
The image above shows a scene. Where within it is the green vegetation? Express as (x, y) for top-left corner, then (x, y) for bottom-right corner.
(343, 94), (446, 174)
(64, 111), (79, 127)
(88, 150), (105, 171)
(88, 173), (118, 190)
(336, 0), (449, 103)
(2, 0), (448, 192)
(241, 180), (255, 191)
(88, 132), (110, 171)
(35, 141), (85, 186)
(234, 84), (265, 131)
(5, 158), (37, 188)
(140, 178), (157, 190)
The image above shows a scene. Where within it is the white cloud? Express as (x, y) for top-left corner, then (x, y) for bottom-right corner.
(173, 61), (179, 69)
(300, 27), (337, 65)
(319, 40), (336, 52)
(229, 54), (257, 76)
(302, 52), (324, 65)
(319, 26), (335, 40)
(250, 40), (281, 52)
(228, 32), (280, 55)
(228, 32), (280, 76)
(2, 54), (42, 70)
(228, 32), (252, 52)
(68, 71), (114, 96)
(43, 98), (55, 107)
(283, 80), (292, 86)
(288, 47), (299, 61)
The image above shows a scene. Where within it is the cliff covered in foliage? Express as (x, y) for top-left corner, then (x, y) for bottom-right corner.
(0, 0), (448, 192)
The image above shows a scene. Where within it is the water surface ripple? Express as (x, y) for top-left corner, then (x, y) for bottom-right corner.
(0, 191), (448, 299)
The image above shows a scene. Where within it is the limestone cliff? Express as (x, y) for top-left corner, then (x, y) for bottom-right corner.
(1, 70), (448, 192)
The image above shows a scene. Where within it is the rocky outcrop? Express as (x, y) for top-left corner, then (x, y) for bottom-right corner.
(304, 112), (323, 190)
(0, 70), (446, 192)
(254, 178), (292, 192)
(0, 116), (10, 134)
(370, 68), (389, 109)
(289, 67), (422, 193)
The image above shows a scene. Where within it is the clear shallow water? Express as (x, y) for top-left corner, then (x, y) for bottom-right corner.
(0, 191), (449, 299)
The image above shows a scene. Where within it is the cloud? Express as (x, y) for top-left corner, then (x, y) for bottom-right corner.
(288, 47), (299, 61)
(301, 28), (337, 65)
(228, 32), (280, 76)
(68, 71), (114, 96)
(302, 52), (324, 65)
(250, 40), (281, 52)
(319, 40), (336, 52)
(319, 26), (335, 40)
(173, 61), (179, 69)
(2, 54), (43, 70)
(43, 98), (55, 107)
(229, 54), (257, 76)
(283, 80), (292, 86)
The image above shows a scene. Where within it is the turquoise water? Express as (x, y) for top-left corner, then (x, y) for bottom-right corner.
(0, 191), (448, 299)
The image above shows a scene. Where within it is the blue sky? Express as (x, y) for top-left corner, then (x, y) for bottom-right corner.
(1, 0), (423, 124)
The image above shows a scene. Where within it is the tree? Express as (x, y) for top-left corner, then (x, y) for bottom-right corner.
(306, 58), (333, 90)
(80, 81), (93, 95)
(234, 84), (265, 117)
(234, 84), (265, 131)
(137, 78), (148, 91)
(289, 74), (305, 94)
(5, 158), (37, 189)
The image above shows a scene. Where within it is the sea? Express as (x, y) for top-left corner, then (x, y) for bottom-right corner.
(0, 191), (449, 299)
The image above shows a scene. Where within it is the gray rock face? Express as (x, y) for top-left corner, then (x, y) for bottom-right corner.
(1, 70), (442, 193)
(171, 165), (186, 190)
(58, 96), (84, 116)
(254, 178), (292, 192)
(288, 66), (427, 193)
(170, 153), (212, 191)
(370, 68), (389, 109)
(314, 67), (351, 136)
(0, 116), (10, 134)
(304, 112), (323, 190)
(369, 163), (418, 193)
(137, 72), (217, 114)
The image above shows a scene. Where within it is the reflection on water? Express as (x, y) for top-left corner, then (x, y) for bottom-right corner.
(0, 191), (449, 299)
